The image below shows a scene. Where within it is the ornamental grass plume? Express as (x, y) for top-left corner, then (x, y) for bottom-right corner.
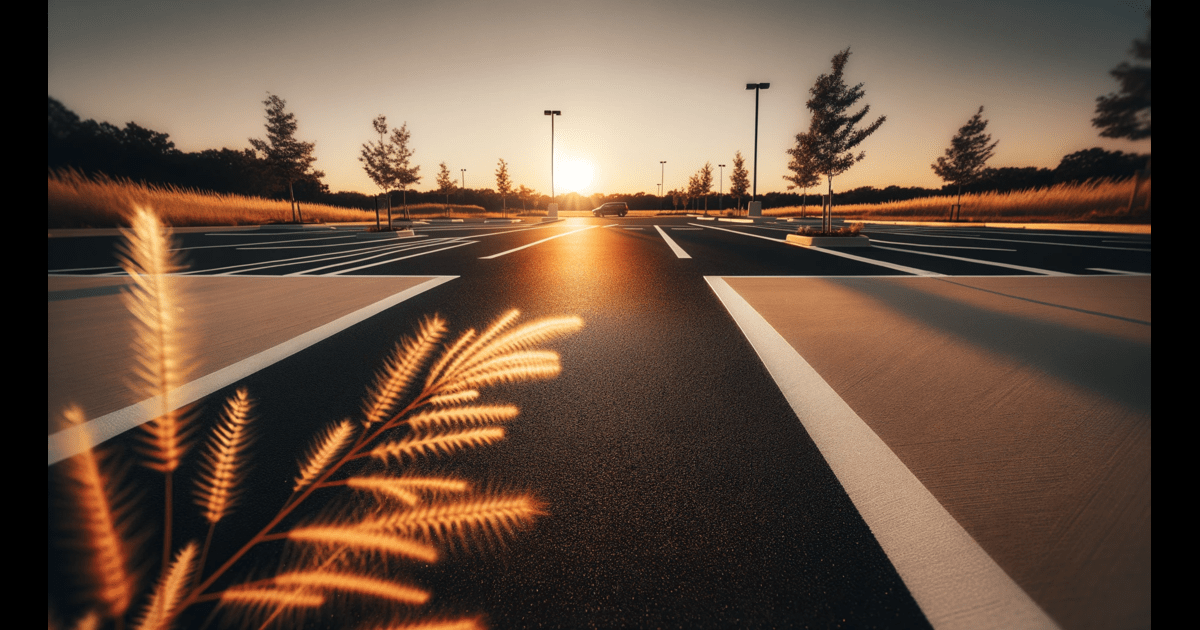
(49, 205), (582, 629)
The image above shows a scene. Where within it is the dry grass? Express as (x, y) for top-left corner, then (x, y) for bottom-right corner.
(766, 177), (1151, 223)
(48, 206), (583, 629)
(48, 170), (527, 228)
(49, 170), (377, 228)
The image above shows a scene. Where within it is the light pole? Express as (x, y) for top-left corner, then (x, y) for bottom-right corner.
(544, 110), (561, 200)
(460, 169), (466, 206)
(718, 163), (726, 211)
(746, 82), (769, 214)
(659, 160), (666, 210)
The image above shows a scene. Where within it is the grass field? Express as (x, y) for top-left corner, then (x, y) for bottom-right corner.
(47, 171), (509, 228)
(765, 177), (1151, 223)
(49, 171), (1151, 228)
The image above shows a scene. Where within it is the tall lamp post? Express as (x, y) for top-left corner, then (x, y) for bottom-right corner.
(718, 163), (726, 211)
(460, 169), (466, 206)
(746, 82), (769, 216)
(659, 160), (667, 210)
(544, 110), (561, 200)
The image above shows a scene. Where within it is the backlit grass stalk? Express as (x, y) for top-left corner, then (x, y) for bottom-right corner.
(118, 205), (193, 571)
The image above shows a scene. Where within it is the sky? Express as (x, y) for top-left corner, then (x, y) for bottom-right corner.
(48, 0), (1151, 197)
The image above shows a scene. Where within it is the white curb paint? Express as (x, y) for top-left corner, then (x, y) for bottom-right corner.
(47, 276), (458, 465)
(704, 276), (1059, 630)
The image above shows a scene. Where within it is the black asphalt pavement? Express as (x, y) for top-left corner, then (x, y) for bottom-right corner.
(47, 217), (1150, 628)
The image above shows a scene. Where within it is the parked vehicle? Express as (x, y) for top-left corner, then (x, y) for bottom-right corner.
(591, 202), (628, 217)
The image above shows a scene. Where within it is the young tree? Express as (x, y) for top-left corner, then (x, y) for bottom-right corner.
(729, 151), (750, 211)
(495, 159), (513, 216)
(516, 184), (535, 212)
(249, 94), (323, 223)
(695, 162), (714, 213)
(1093, 10), (1150, 142)
(794, 48), (886, 232)
(390, 122), (420, 219)
(436, 162), (456, 216)
(783, 141), (821, 218)
(360, 115), (396, 228)
(931, 106), (999, 220)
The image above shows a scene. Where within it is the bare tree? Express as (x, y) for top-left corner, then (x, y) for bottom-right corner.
(729, 151), (749, 212)
(250, 94), (322, 223)
(794, 48), (886, 232)
(932, 106), (999, 220)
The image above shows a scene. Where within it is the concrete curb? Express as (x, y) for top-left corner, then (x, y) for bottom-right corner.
(786, 234), (872, 248)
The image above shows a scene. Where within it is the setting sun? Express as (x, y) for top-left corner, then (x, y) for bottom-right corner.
(557, 158), (594, 194)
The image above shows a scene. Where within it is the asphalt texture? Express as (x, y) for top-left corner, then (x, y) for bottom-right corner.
(47, 216), (1150, 629)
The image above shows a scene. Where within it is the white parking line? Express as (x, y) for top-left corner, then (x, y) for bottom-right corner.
(478, 226), (597, 259)
(1088, 267), (1150, 275)
(47, 276), (458, 465)
(705, 276), (1059, 630)
(871, 245), (1071, 276)
(320, 242), (476, 275)
(865, 231), (1150, 252)
(654, 225), (692, 259)
(181, 235), (360, 250)
(843, 239), (1015, 252)
(189, 239), (456, 275)
(690, 223), (940, 276)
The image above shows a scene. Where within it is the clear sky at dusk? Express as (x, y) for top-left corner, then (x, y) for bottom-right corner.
(48, 0), (1151, 197)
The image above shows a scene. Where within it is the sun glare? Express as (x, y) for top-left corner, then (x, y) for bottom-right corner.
(557, 158), (594, 194)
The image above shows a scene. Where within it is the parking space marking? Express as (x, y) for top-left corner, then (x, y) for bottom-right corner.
(654, 225), (692, 259)
(706, 276), (1059, 630)
(871, 245), (1071, 276)
(478, 226), (597, 259)
(48, 275), (458, 465)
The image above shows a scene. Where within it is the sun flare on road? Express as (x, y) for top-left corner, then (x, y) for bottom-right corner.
(557, 158), (595, 194)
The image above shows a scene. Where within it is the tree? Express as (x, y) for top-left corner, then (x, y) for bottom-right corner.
(783, 141), (821, 218)
(436, 162), (456, 216)
(249, 94), (323, 223)
(495, 159), (513, 216)
(360, 115), (396, 228)
(794, 48), (886, 232)
(729, 151), (749, 211)
(931, 106), (999, 220)
(390, 122), (420, 219)
(1093, 10), (1150, 142)
(693, 162), (714, 214)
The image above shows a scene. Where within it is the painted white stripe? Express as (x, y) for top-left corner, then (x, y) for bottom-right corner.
(1087, 267), (1150, 275)
(193, 239), (454, 275)
(47, 276), (458, 465)
(654, 225), (692, 258)
(181, 235), (359, 250)
(867, 239), (1015, 252)
(691, 222), (940, 275)
(704, 276), (1059, 630)
(50, 265), (122, 273)
(623, 227), (644, 230)
(671, 227), (702, 230)
(287, 240), (470, 275)
(871, 245), (1070, 276)
(240, 236), (428, 250)
(871, 231), (1150, 252)
(323, 242), (475, 275)
(478, 226), (597, 259)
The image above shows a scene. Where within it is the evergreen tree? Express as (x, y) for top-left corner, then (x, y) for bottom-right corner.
(794, 48), (885, 231)
(931, 106), (998, 219)
(249, 94), (322, 223)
